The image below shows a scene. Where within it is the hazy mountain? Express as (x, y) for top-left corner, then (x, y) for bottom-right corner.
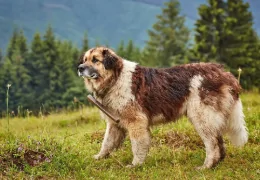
(0, 0), (259, 51)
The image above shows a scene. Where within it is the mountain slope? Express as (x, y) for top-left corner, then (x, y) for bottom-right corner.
(0, 0), (162, 50)
(0, 0), (259, 51)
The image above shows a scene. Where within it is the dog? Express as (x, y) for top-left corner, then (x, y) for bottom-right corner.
(77, 47), (248, 169)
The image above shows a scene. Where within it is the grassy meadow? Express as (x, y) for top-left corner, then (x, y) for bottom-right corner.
(0, 93), (259, 179)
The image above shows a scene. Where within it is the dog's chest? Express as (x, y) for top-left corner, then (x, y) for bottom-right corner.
(101, 66), (136, 112)
(100, 87), (135, 114)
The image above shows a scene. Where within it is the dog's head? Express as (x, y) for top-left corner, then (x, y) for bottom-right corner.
(78, 47), (123, 93)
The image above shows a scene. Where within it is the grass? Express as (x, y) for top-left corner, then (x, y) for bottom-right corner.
(0, 93), (259, 179)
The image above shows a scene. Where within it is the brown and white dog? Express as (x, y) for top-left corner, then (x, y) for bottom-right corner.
(78, 47), (248, 169)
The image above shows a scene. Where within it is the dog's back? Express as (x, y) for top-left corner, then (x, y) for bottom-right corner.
(132, 63), (241, 121)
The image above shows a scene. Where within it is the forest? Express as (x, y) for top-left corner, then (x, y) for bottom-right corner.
(0, 0), (259, 179)
(0, 0), (259, 116)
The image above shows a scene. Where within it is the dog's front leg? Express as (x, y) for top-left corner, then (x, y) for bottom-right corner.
(94, 122), (126, 160)
(127, 126), (151, 167)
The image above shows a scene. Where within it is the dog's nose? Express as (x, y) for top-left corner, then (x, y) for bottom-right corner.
(78, 64), (85, 73)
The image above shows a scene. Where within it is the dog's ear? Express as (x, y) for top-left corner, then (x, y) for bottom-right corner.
(102, 48), (118, 70)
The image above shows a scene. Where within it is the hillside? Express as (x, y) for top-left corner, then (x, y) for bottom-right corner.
(0, 0), (259, 51)
(0, 93), (259, 179)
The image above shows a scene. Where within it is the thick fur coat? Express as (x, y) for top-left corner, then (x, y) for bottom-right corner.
(78, 47), (248, 169)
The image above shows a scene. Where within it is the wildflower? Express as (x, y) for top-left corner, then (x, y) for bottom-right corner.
(17, 144), (24, 152)
(17, 146), (23, 152)
(7, 84), (11, 89)
(36, 141), (41, 145)
(237, 68), (242, 84)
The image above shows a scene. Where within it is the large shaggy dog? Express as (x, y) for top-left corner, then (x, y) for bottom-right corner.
(78, 47), (248, 169)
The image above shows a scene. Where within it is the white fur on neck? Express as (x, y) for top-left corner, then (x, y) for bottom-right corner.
(104, 59), (137, 112)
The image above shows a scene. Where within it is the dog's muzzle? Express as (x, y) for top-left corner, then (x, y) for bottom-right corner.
(78, 64), (99, 79)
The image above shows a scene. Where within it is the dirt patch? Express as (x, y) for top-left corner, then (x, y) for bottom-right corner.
(0, 145), (51, 172)
(153, 131), (204, 150)
(24, 149), (51, 166)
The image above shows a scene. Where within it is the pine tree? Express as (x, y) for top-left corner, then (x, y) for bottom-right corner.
(72, 46), (80, 70)
(116, 40), (125, 58)
(71, 45), (89, 107)
(6, 28), (19, 60)
(1, 26), (94, 113)
(224, 0), (259, 89)
(0, 29), (32, 112)
(11, 50), (31, 110)
(194, 0), (259, 89)
(0, 49), (31, 112)
(116, 40), (142, 63)
(143, 0), (189, 67)
(17, 30), (28, 59)
(58, 41), (77, 105)
(81, 32), (89, 53)
(194, 0), (226, 62)
(253, 40), (260, 89)
(0, 58), (15, 112)
(62, 45), (88, 108)
(25, 32), (45, 110)
(41, 25), (60, 108)
(125, 40), (134, 60)
(132, 47), (142, 63)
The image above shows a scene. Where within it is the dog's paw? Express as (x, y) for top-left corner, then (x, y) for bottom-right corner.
(93, 153), (109, 160)
(195, 165), (208, 170)
(93, 154), (102, 160)
(126, 164), (135, 168)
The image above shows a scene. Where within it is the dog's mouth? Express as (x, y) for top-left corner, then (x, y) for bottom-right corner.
(78, 71), (99, 80)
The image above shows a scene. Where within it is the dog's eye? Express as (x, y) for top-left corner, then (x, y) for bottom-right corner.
(92, 57), (99, 63)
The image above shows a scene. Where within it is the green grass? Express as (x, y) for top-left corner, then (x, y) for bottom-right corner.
(0, 93), (259, 179)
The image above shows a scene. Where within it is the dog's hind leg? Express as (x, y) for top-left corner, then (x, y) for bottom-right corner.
(187, 75), (227, 169)
(188, 110), (226, 169)
(94, 122), (126, 160)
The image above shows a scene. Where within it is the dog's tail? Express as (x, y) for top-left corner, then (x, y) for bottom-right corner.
(226, 99), (248, 147)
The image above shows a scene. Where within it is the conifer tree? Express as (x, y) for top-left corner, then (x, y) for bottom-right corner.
(0, 58), (15, 111)
(81, 32), (89, 53)
(143, 0), (189, 67)
(58, 41), (77, 105)
(11, 50), (31, 110)
(17, 30), (28, 59)
(0, 29), (31, 111)
(72, 46), (80, 70)
(0, 49), (31, 112)
(41, 25), (60, 108)
(26, 32), (45, 110)
(224, 0), (259, 89)
(132, 47), (142, 63)
(6, 28), (19, 59)
(194, 0), (226, 62)
(194, 0), (259, 89)
(116, 40), (126, 58)
(125, 40), (134, 60)
(116, 40), (142, 63)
